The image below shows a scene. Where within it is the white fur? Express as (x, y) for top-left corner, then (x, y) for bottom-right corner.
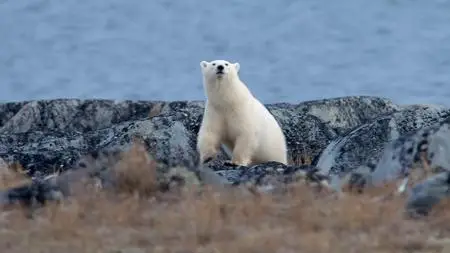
(197, 59), (288, 166)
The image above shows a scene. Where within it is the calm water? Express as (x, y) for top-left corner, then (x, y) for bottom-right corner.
(1, 0), (450, 105)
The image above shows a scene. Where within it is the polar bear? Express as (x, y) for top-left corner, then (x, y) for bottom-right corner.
(196, 59), (288, 167)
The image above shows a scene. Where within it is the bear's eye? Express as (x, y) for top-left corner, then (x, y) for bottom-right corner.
(212, 63), (216, 66)
(225, 63), (229, 66)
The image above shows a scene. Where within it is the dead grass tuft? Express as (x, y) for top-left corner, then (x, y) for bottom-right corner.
(112, 141), (160, 197)
(289, 150), (313, 166)
(0, 162), (31, 189)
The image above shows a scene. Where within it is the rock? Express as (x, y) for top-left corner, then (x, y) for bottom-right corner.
(0, 99), (205, 175)
(0, 95), (449, 216)
(267, 96), (398, 163)
(368, 115), (450, 187)
(405, 171), (450, 217)
(337, 112), (450, 217)
(213, 161), (330, 193)
(77, 142), (204, 194)
(0, 153), (204, 218)
(0, 172), (66, 218)
(0, 99), (157, 133)
(315, 104), (450, 190)
(0, 157), (12, 178)
(0, 96), (397, 177)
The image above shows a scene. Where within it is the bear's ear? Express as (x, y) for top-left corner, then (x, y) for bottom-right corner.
(234, 62), (240, 73)
(200, 61), (209, 69)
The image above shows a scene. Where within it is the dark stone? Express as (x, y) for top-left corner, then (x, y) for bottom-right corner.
(214, 161), (329, 192)
(405, 171), (450, 217)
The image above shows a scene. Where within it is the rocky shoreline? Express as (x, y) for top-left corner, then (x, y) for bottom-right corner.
(0, 96), (449, 217)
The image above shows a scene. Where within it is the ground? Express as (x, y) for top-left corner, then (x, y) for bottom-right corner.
(0, 144), (449, 253)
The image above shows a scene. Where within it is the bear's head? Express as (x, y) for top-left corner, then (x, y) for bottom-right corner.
(200, 60), (240, 82)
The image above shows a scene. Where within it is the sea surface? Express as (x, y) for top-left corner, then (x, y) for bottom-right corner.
(1, 0), (450, 105)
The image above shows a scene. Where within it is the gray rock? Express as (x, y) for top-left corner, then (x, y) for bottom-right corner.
(0, 99), (205, 175)
(369, 115), (450, 187)
(0, 172), (66, 218)
(405, 171), (450, 217)
(0, 99), (158, 134)
(0, 96), (397, 177)
(315, 104), (450, 190)
(214, 161), (330, 193)
(268, 96), (399, 163)
(0, 154), (204, 218)
(0, 157), (11, 178)
(2, 96), (450, 215)
(338, 113), (450, 215)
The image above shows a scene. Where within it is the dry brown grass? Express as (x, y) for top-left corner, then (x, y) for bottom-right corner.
(0, 145), (449, 253)
(289, 150), (313, 166)
(0, 162), (31, 190)
(112, 142), (160, 197)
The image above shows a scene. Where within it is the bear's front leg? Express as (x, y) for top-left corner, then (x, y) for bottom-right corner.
(230, 135), (256, 167)
(197, 129), (221, 165)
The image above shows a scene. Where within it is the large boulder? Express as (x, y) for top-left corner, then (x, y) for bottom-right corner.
(315, 104), (450, 189)
(333, 112), (450, 216)
(267, 96), (399, 163)
(405, 171), (450, 217)
(368, 115), (450, 187)
(0, 99), (205, 175)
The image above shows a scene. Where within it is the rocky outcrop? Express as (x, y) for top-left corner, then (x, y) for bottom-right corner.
(0, 96), (397, 177)
(315, 104), (450, 189)
(368, 115), (450, 186)
(326, 110), (450, 216)
(267, 97), (399, 164)
(0, 99), (205, 175)
(1, 96), (450, 216)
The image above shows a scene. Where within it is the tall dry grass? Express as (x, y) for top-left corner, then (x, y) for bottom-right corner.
(0, 144), (449, 252)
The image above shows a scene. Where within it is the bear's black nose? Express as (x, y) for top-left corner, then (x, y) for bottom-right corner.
(217, 65), (224, 71)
